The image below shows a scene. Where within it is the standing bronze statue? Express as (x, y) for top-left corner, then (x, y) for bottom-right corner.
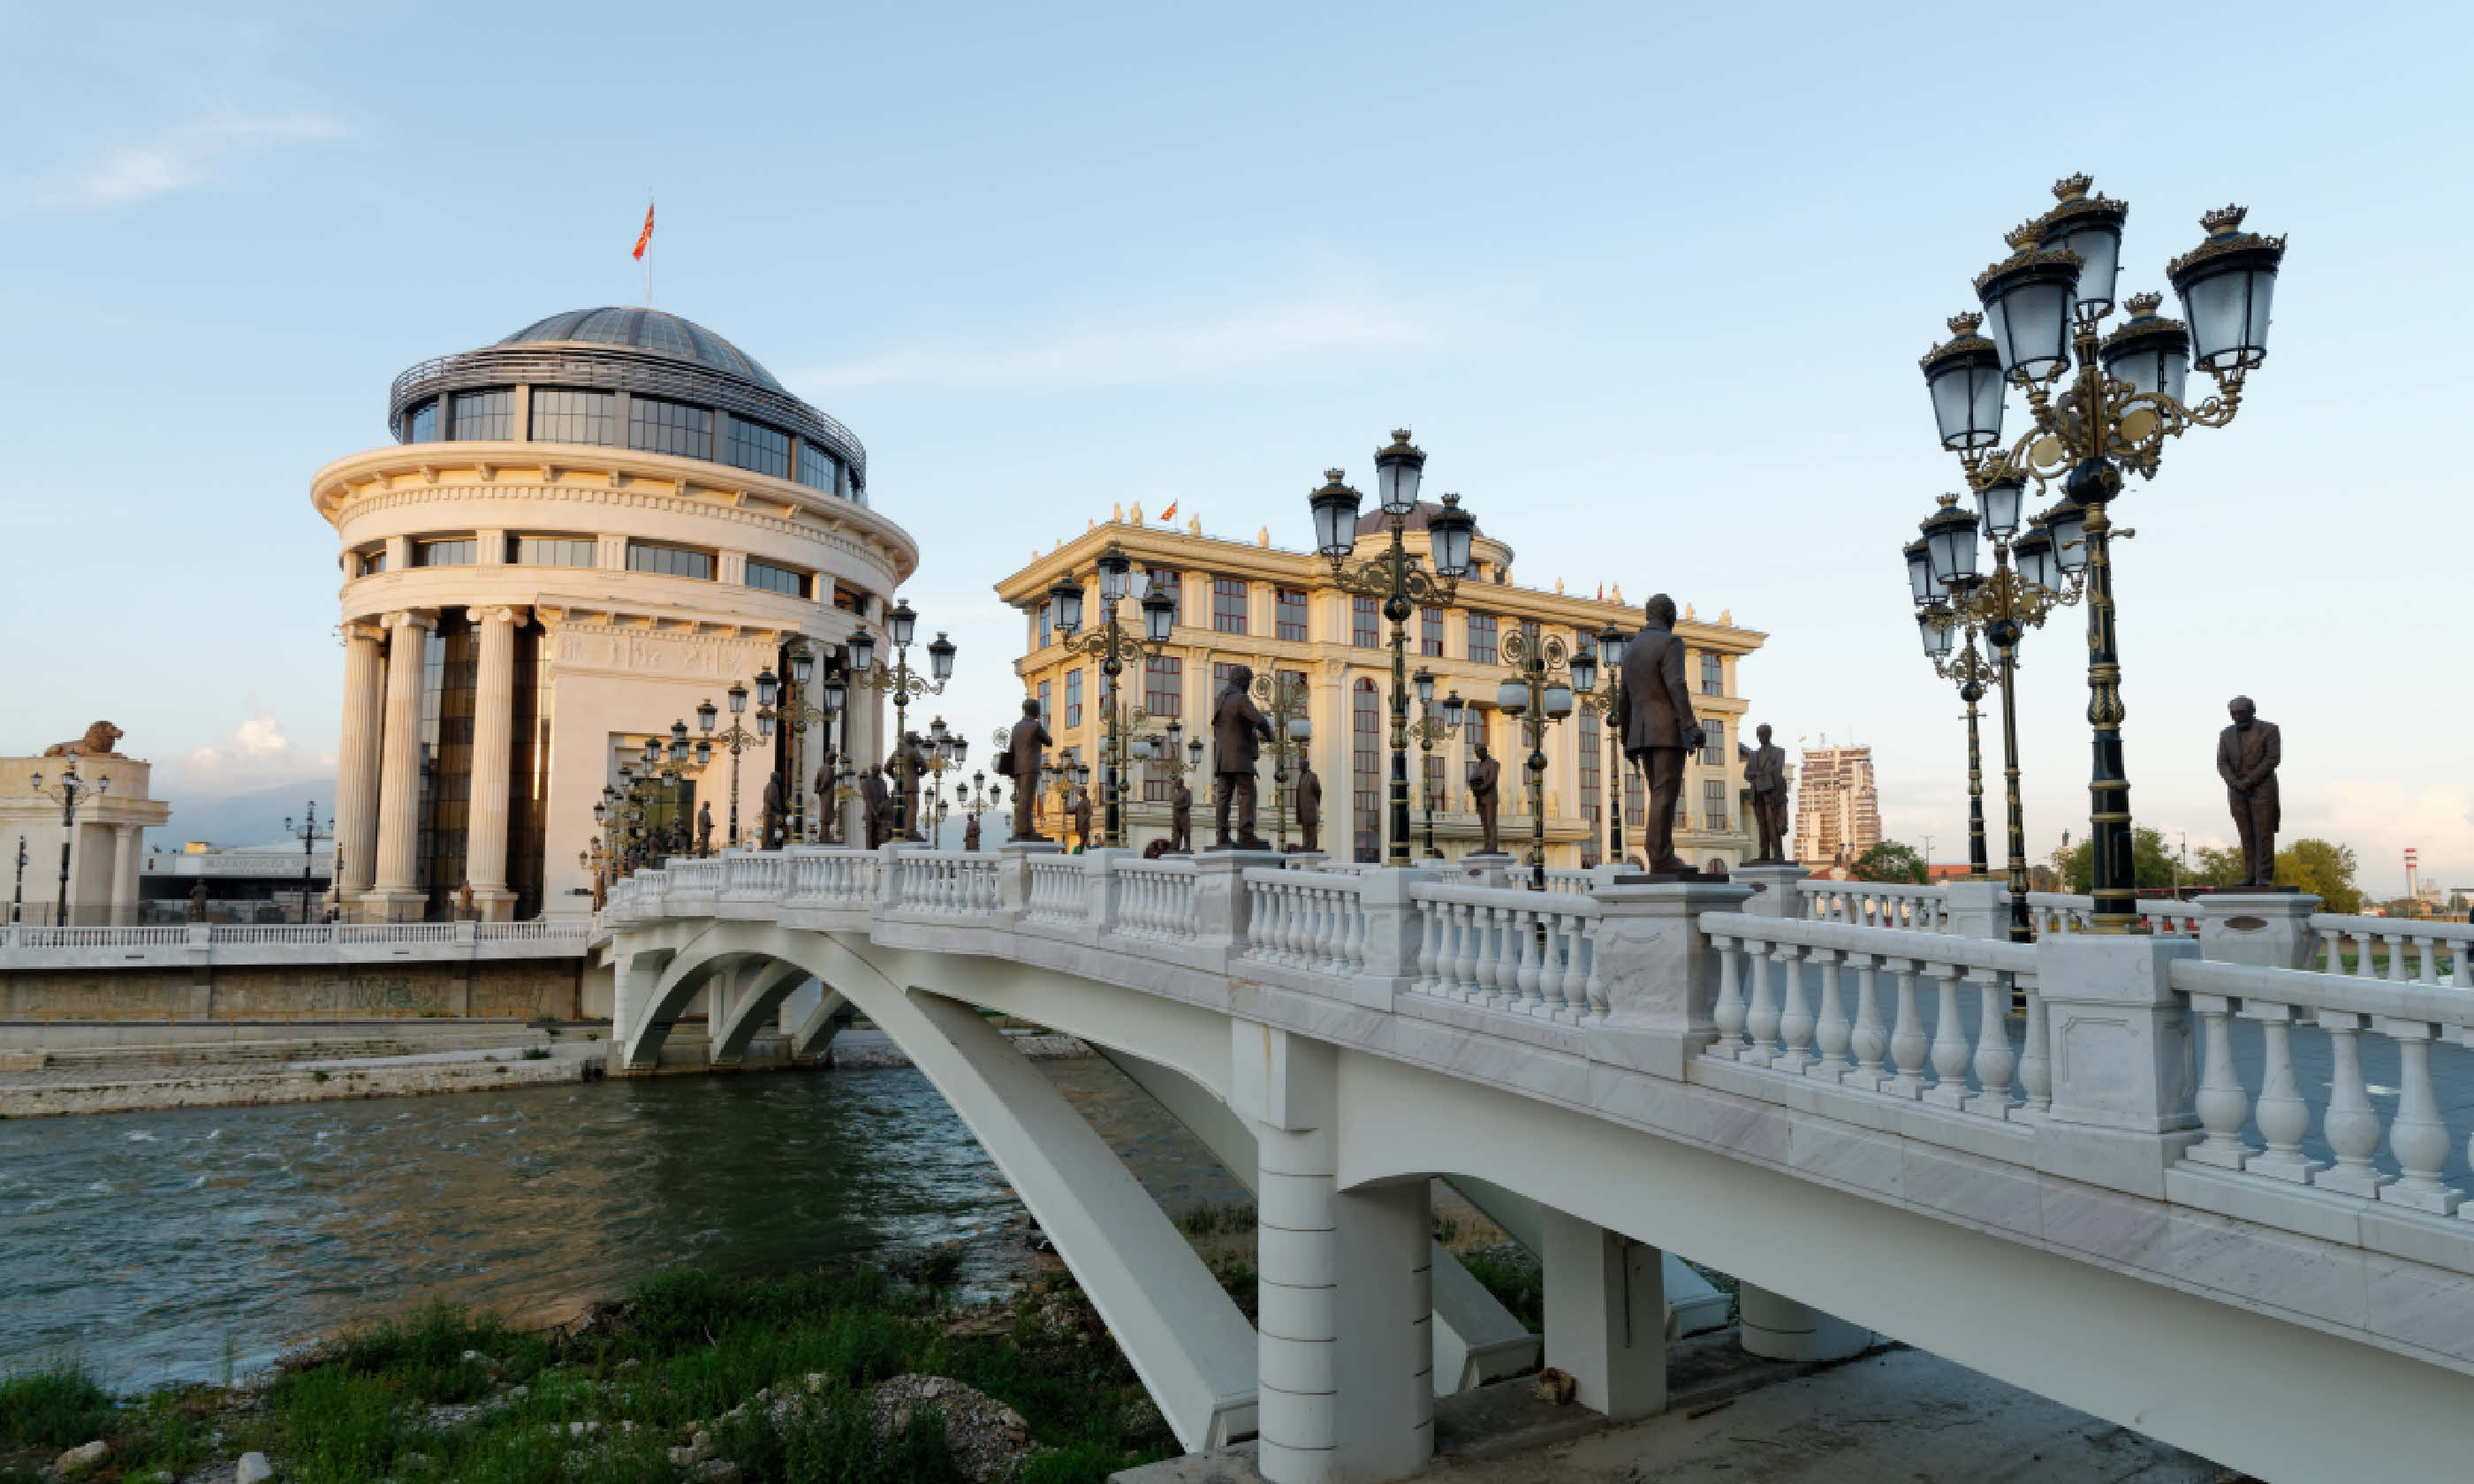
(695, 801), (715, 858)
(814, 759), (839, 844)
(759, 773), (787, 850)
(1002, 698), (1052, 843)
(1468, 743), (1503, 856)
(963, 810), (982, 853)
(1169, 779), (1194, 853)
(2218, 697), (2282, 888)
(1744, 723), (1790, 864)
(1071, 787), (1093, 852)
(1294, 759), (1323, 854)
(897, 734), (933, 842)
(1210, 662), (1274, 850)
(861, 765), (893, 849)
(1616, 594), (1704, 874)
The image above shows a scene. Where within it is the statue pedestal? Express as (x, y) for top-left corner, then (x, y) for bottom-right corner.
(2198, 892), (2321, 971)
(1280, 852), (1330, 872)
(1731, 863), (1810, 920)
(1453, 853), (1517, 890)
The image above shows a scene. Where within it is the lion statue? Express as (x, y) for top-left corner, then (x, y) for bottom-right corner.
(42, 722), (125, 759)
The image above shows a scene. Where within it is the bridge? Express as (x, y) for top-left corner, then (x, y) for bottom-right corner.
(599, 844), (2474, 1484)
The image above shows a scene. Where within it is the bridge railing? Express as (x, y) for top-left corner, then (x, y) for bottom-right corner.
(784, 848), (880, 906)
(885, 851), (1002, 916)
(1112, 858), (1200, 944)
(1797, 881), (1952, 933)
(1411, 882), (1600, 1020)
(1241, 867), (1369, 978)
(1026, 856), (1090, 925)
(2311, 912), (2470, 986)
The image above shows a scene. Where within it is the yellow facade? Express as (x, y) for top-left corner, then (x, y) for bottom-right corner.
(994, 510), (1767, 867)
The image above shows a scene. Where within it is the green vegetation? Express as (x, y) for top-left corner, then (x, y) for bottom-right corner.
(1458, 1249), (1544, 1332)
(0, 1261), (1176, 1484)
(1851, 841), (1927, 884)
(520, 1047), (553, 1061)
(1174, 1202), (1256, 1238)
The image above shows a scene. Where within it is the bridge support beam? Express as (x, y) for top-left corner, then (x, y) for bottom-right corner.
(1737, 1283), (1873, 1363)
(1542, 1209), (1666, 1422)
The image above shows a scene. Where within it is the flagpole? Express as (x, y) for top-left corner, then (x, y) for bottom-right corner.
(643, 191), (654, 309)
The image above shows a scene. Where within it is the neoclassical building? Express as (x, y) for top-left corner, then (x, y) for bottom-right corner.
(312, 308), (917, 920)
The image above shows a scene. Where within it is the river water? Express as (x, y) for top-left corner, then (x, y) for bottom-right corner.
(0, 1061), (1249, 1390)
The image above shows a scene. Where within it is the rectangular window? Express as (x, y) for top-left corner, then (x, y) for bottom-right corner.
(1066, 669), (1084, 729)
(405, 398), (440, 443)
(1467, 613), (1498, 665)
(1037, 681), (1051, 729)
(1352, 595), (1380, 648)
(1352, 679), (1382, 862)
(1579, 722), (1601, 832)
(358, 548), (388, 576)
(1037, 600), (1052, 650)
(628, 396), (712, 460)
(528, 388), (614, 445)
(1212, 578), (1249, 635)
(1276, 588), (1309, 643)
(1624, 768), (1644, 830)
(1421, 606), (1444, 657)
(413, 538), (475, 567)
(726, 417), (793, 480)
(1702, 720), (1725, 768)
(506, 535), (597, 567)
(626, 541), (714, 580)
(746, 558), (810, 597)
(796, 440), (842, 495)
(1146, 570), (1182, 625)
(1700, 652), (1725, 696)
(447, 388), (513, 441)
(1423, 753), (1446, 814)
(1704, 779), (1729, 832)
(1144, 655), (1184, 718)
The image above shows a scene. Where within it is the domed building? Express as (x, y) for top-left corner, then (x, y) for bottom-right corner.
(311, 307), (917, 921)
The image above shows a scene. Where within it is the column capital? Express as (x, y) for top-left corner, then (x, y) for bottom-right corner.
(383, 608), (440, 634)
(340, 618), (387, 646)
(473, 604), (531, 629)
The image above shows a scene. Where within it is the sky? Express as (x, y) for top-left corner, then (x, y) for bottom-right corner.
(0, 1), (2464, 896)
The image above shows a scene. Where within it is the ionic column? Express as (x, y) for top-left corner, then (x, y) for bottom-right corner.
(335, 621), (386, 898)
(109, 823), (142, 926)
(465, 605), (525, 919)
(369, 609), (436, 917)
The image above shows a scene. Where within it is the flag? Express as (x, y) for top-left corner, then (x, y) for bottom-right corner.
(632, 200), (656, 261)
(1159, 501), (1179, 522)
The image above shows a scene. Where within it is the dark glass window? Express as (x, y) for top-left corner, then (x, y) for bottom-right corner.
(727, 417), (793, 480)
(1421, 606), (1444, 657)
(1625, 768), (1644, 830)
(1212, 578), (1248, 635)
(1144, 655), (1183, 718)
(1353, 678), (1381, 862)
(405, 398), (440, 443)
(1352, 595), (1380, 648)
(530, 388), (615, 445)
(447, 388), (513, 441)
(1702, 721), (1726, 768)
(506, 618), (553, 920)
(1704, 779), (1729, 832)
(1066, 669), (1083, 728)
(415, 611), (475, 920)
(358, 548), (388, 576)
(1037, 600), (1052, 650)
(507, 535), (596, 567)
(1275, 588), (1309, 642)
(1468, 613), (1498, 664)
(1579, 722), (1601, 835)
(414, 539), (475, 567)
(797, 440), (841, 495)
(1422, 753), (1446, 813)
(1037, 681), (1051, 728)
(629, 396), (712, 459)
(626, 541), (713, 580)
(746, 559), (809, 597)
(1701, 652), (1725, 696)
(1146, 571), (1182, 625)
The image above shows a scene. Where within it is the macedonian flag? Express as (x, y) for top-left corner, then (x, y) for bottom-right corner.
(632, 200), (656, 261)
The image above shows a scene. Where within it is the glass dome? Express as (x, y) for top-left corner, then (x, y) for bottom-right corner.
(499, 308), (785, 392)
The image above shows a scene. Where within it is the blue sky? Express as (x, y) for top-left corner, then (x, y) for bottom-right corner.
(1, 1), (2463, 895)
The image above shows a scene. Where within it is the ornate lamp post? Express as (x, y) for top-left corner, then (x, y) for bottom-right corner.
(1921, 175), (2284, 932)
(1573, 622), (1630, 867)
(25, 761), (110, 927)
(11, 835), (27, 927)
(770, 643), (843, 845)
(1493, 628), (1578, 892)
(282, 801), (332, 924)
(694, 681), (770, 849)
(841, 602), (954, 845)
(1250, 668), (1314, 852)
(1408, 669), (1462, 859)
(956, 770), (1004, 850)
(1053, 544), (1174, 848)
(1307, 433), (1477, 866)
(1138, 722), (1208, 849)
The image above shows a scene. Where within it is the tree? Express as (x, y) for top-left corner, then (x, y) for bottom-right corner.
(2379, 897), (2427, 920)
(2026, 863), (2061, 893)
(2053, 827), (2182, 894)
(2188, 845), (2247, 889)
(2278, 838), (2362, 914)
(1852, 841), (1927, 884)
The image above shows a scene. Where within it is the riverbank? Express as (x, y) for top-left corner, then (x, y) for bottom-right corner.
(0, 1252), (1185, 1484)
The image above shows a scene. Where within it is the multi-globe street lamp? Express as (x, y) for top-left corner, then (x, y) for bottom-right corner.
(1137, 722), (1208, 849)
(1308, 433), (1477, 867)
(955, 770), (1004, 850)
(25, 761), (110, 927)
(770, 644), (846, 845)
(696, 680), (770, 850)
(841, 602), (955, 845)
(1408, 670), (1463, 859)
(1919, 174), (2284, 932)
(1574, 623), (1631, 868)
(1494, 627), (1580, 892)
(1251, 667), (1314, 852)
(1049, 544), (1174, 849)
(11, 835), (27, 927)
(282, 801), (332, 924)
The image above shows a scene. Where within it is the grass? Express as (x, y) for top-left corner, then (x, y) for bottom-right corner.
(0, 1261), (1177, 1484)
(1458, 1249), (1544, 1333)
(520, 1047), (552, 1061)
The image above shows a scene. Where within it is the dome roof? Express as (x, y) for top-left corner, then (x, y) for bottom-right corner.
(498, 307), (785, 392)
(1355, 500), (1484, 537)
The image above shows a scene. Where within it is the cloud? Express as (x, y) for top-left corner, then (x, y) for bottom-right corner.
(793, 301), (1426, 392)
(25, 113), (346, 209)
(176, 710), (336, 796)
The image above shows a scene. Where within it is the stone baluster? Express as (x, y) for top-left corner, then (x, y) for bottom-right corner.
(1582, 916), (1606, 1018)
(2313, 1011), (2391, 1200)
(1514, 909), (1543, 1010)
(1847, 954), (1886, 1088)
(1710, 936), (1746, 1058)
(1493, 906), (1523, 1009)
(1967, 968), (2015, 1116)
(1557, 912), (1589, 1016)
(1318, 889), (1344, 974)
(2381, 933), (2407, 984)
(1742, 935), (1779, 1061)
(1471, 905), (1501, 1005)
(2012, 983), (2051, 1114)
(1772, 944), (1812, 1071)
(1415, 900), (1440, 994)
(1810, 950), (1848, 1079)
(2379, 1019), (2460, 1215)
(2243, 1003), (2321, 1181)
(1922, 964), (1970, 1108)
(2184, 995), (2250, 1167)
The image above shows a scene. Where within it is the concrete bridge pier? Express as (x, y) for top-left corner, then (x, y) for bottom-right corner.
(1737, 1283), (1873, 1363)
(1541, 1210), (1667, 1421)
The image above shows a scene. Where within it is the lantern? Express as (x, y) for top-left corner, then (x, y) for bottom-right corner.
(1544, 683), (1575, 719)
(2168, 205), (2284, 373)
(1920, 313), (2007, 452)
(1920, 497), (1981, 591)
(755, 667), (779, 709)
(1568, 645), (1597, 694)
(1427, 493), (1476, 578)
(1309, 469), (1363, 558)
(2100, 292), (2192, 406)
(1976, 230), (2082, 382)
(2043, 499), (2091, 576)
(888, 600), (918, 649)
(927, 632), (956, 683)
(1974, 476), (2024, 541)
(1597, 623), (1628, 675)
(1441, 691), (1465, 731)
(821, 673), (846, 715)
(2012, 522), (2060, 593)
(1413, 668), (1435, 708)
(2038, 175), (2127, 320)
(1903, 537), (1938, 606)
(1141, 587), (1175, 643)
(1497, 679), (1529, 716)
(1097, 544), (1131, 604)
(1373, 428), (1426, 516)
(1917, 606), (1956, 662)
(846, 626), (876, 674)
(696, 697), (718, 732)
(791, 647), (815, 687)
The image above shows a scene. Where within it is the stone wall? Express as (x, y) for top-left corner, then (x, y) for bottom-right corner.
(0, 959), (584, 1019)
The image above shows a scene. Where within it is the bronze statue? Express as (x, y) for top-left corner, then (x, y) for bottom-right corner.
(1294, 759), (1323, 854)
(2218, 696), (2282, 888)
(42, 721), (125, 759)
(1745, 723), (1789, 863)
(963, 810), (982, 852)
(187, 878), (209, 922)
(760, 773), (787, 850)
(814, 758), (842, 844)
(862, 765), (894, 849)
(896, 734), (932, 842)
(455, 882), (475, 921)
(1002, 698), (1052, 843)
(1071, 787), (1093, 851)
(1615, 594), (1704, 874)
(695, 801), (714, 858)
(1169, 779), (1194, 853)
(1468, 744), (1503, 855)
(1209, 663), (1273, 850)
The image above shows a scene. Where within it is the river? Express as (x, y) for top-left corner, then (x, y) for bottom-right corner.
(0, 1060), (1250, 1390)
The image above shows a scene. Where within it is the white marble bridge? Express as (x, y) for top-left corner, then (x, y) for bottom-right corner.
(598, 845), (2474, 1484)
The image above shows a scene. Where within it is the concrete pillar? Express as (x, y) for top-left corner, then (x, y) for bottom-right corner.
(2198, 891), (2321, 969)
(1732, 861), (1809, 919)
(1542, 1209), (1666, 1420)
(368, 609), (436, 920)
(1738, 1283), (1872, 1362)
(1332, 1180), (1433, 1473)
(465, 605), (524, 920)
(335, 621), (385, 899)
(1942, 878), (2012, 941)
(108, 823), (141, 926)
